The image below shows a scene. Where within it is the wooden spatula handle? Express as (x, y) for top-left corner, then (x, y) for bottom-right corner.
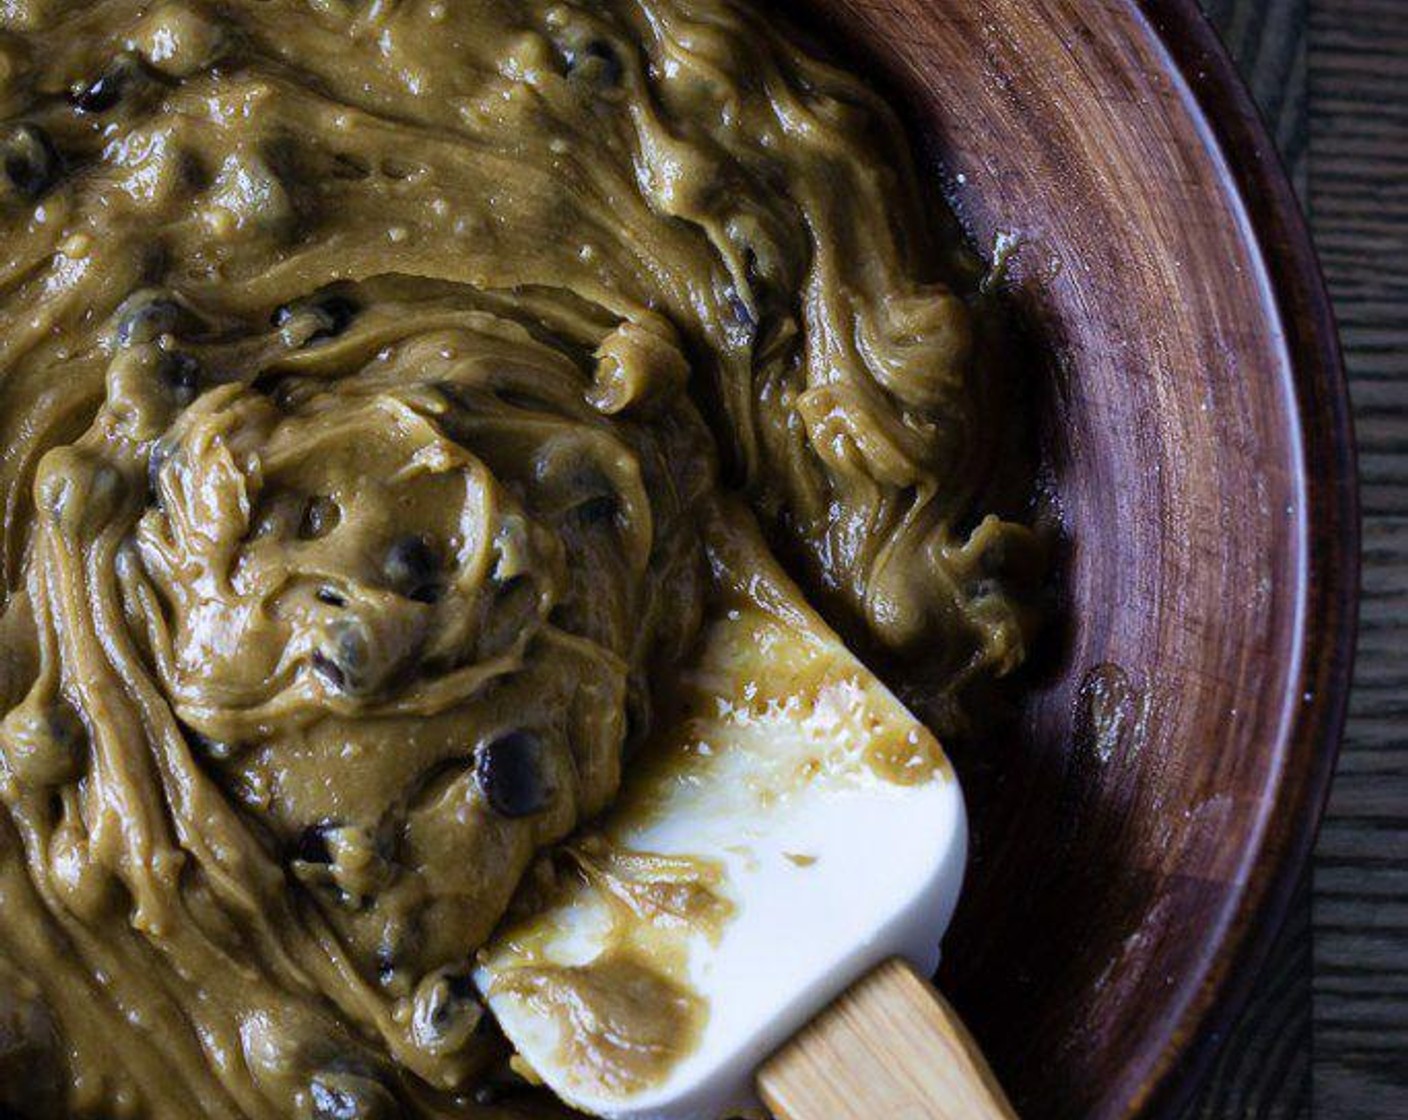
(757, 958), (1018, 1120)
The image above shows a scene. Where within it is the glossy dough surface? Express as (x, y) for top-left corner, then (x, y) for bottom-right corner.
(0, 1), (1037, 1115)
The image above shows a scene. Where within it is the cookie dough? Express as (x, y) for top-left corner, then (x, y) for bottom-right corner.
(0, 1), (1039, 1116)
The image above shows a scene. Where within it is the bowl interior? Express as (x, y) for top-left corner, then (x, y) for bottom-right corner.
(784, 2), (1346, 1117)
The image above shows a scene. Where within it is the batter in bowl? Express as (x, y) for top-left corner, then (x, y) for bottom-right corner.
(0, 1), (1040, 1115)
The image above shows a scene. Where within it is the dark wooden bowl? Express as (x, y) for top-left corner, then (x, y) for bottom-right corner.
(785, 1), (1359, 1117)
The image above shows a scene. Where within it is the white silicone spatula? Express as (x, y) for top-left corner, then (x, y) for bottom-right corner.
(476, 502), (1016, 1120)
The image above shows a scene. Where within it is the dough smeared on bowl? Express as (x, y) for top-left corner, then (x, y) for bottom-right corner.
(0, 0), (1039, 1115)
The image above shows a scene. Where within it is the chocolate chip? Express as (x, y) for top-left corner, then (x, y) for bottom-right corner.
(564, 39), (623, 86)
(967, 578), (998, 601)
(185, 728), (238, 762)
(73, 76), (122, 114)
(312, 296), (358, 338)
(470, 1067), (529, 1106)
(293, 823), (335, 866)
(475, 730), (551, 818)
(374, 947), (400, 988)
(115, 293), (189, 346)
(311, 649), (346, 691)
(330, 152), (372, 181)
(411, 967), (484, 1055)
(158, 352), (201, 406)
(383, 535), (439, 601)
(312, 620), (372, 694)
(574, 494), (618, 526)
(291, 822), (389, 912)
(308, 1069), (396, 1120)
(47, 705), (83, 750)
(71, 53), (146, 114)
(444, 973), (476, 1003)
(372, 918), (422, 994)
(475, 575), (538, 660)
(2, 124), (61, 201)
(298, 496), (340, 540)
(725, 284), (757, 333)
(147, 440), (173, 503)
(272, 292), (359, 346)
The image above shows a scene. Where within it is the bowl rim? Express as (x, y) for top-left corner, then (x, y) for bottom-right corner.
(1125, 1), (1360, 1115)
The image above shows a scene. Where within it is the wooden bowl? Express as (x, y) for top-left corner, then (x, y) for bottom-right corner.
(785, 1), (1359, 1117)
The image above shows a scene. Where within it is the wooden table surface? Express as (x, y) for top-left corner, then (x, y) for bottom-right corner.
(1186, 1), (1406, 1115)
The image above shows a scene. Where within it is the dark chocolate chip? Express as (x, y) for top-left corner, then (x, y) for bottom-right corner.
(725, 285), (757, 333)
(411, 968), (484, 1055)
(573, 494), (618, 526)
(293, 823), (335, 866)
(967, 578), (998, 601)
(564, 38), (623, 86)
(298, 496), (340, 540)
(308, 1070), (396, 1120)
(272, 292), (359, 346)
(383, 535), (439, 600)
(429, 989), (468, 1029)
(372, 918), (422, 993)
(116, 294), (187, 347)
(146, 441), (172, 504)
(311, 649), (347, 691)
(184, 728), (238, 762)
(71, 54), (145, 114)
(475, 730), (551, 818)
(46, 704), (83, 751)
(743, 246), (762, 284)
(309, 295), (359, 340)
(330, 152), (372, 181)
(312, 620), (372, 694)
(159, 352), (201, 405)
(73, 74), (124, 114)
(444, 972), (476, 1002)
(475, 575), (537, 660)
(291, 822), (387, 912)
(374, 946), (400, 988)
(2, 124), (61, 201)
(470, 1066), (529, 1106)
(186, 729), (216, 753)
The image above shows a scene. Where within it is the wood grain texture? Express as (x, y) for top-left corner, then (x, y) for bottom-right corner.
(1202, 0), (1309, 192)
(781, 2), (1356, 1117)
(758, 960), (1018, 1120)
(1308, 0), (1408, 1114)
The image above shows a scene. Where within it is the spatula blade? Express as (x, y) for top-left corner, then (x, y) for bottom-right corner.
(476, 508), (967, 1120)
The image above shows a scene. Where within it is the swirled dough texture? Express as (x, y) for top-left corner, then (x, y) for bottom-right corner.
(0, 1), (1040, 1116)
